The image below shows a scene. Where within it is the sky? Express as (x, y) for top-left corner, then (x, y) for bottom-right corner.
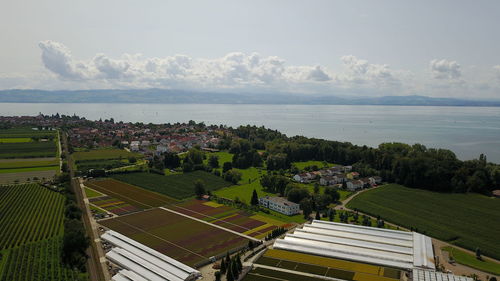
(1, 0), (500, 98)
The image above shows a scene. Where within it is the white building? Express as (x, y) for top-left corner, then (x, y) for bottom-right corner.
(102, 230), (200, 281)
(346, 180), (363, 191)
(259, 196), (300, 215)
(273, 220), (435, 271)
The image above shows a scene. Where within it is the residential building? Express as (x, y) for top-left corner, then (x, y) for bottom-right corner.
(259, 196), (300, 215)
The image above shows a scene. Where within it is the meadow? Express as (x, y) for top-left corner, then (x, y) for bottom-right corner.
(347, 184), (500, 260)
(111, 171), (232, 199)
(441, 246), (500, 275)
(0, 128), (56, 138)
(0, 159), (58, 169)
(99, 208), (249, 267)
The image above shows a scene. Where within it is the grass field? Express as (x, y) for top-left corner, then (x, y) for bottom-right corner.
(347, 184), (500, 260)
(442, 246), (500, 275)
(0, 138), (32, 143)
(0, 166), (59, 174)
(111, 171), (232, 199)
(99, 208), (250, 267)
(72, 148), (142, 162)
(0, 170), (57, 184)
(86, 179), (177, 208)
(84, 187), (103, 198)
(0, 141), (57, 159)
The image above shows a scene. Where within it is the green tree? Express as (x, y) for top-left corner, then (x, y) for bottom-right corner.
(315, 211), (321, 220)
(220, 259), (227, 275)
(476, 247), (482, 260)
(250, 189), (259, 206)
(194, 179), (206, 199)
(313, 183), (320, 194)
(222, 162), (233, 173)
(215, 271), (221, 281)
(128, 156), (137, 164)
(300, 198), (313, 219)
(209, 155), (220, 169)
(324, 186), (340, 202)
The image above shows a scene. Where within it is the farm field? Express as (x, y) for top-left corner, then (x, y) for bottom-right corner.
(347, 184), (500, 260)
(0, 159), (58, 169)
(257, 249), (400, 281)
(86, 178), (177, 208)
(72, 148), (141, 162)
(243, 267), (329, 281)
(0, 128), (56, 138)
(89, 196), (141, 216)
(0, 138), (32, 143)
(99, 208), (250, 267)
(441, 246), (500, 275)
(84, 187), (103, 198)
(292, 160), (336, 170)
(0, 142), (57, 159)
(110, 171), (232, 199)
(0, 236), (86, 281)
(0, 183), (86, 280)
(0, 184), (64, 250)
(169, 199), (292, 239)
(0, 170), (57, 184)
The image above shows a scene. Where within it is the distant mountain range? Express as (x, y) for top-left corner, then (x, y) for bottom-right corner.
(1, 89), (499, 106)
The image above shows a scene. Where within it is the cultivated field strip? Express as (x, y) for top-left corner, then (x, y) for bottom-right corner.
(0, 237), (83, 281)
(0, 184), (65, 250)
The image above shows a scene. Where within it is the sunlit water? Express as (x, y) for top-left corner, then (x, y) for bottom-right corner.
(2, 103), (500, 163)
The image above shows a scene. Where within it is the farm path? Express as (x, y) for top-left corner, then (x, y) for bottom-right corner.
(160, 206), (260, 242)
(433, 239), (499, 279)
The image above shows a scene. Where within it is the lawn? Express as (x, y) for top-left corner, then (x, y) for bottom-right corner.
(99, 208), (250, 267)
(347, 184), (500, 260)
(0, 128), (56, 138)
(442, 246), (500, 275)
(111, 171), (231, 199)
(72, 148), (142, 162)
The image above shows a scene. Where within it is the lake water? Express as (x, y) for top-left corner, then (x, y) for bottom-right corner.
(1, 103), (500, 163)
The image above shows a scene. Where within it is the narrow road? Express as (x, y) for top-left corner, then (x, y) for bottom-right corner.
(62, 131), (108, 281)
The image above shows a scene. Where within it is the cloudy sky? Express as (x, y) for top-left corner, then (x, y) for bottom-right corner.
(1, 0), (500, 98)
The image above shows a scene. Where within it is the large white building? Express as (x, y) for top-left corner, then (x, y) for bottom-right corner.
(273, 220), (436, 271)
(102, 230), (201, 281)
(259, 196), (300, 215)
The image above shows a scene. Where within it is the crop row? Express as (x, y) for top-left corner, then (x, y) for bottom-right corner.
(0, 142), (57, 159)
(0, 237), (86, 281)
(346, 184), (500, 260)
(0, 184), (65, 250)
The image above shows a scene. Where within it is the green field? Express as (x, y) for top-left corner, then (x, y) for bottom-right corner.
(84, 187), (103, 198)
(0, 159), (58, 169)
(0, 138), (32, 143)
(0, 183), (86, 280)
(0, 142), (57, 159)
(110, 171), (232, 199)
(0, 166), (59, 174)
(347, 184), (500, 260)
(442, 246), (500, 275)
(72, 148), (142, 162)
(0, 128), (56, 138)
(292, 160), (336, 170)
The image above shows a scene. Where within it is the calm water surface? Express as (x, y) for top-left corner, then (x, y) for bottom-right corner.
(1, 103), (500, 163)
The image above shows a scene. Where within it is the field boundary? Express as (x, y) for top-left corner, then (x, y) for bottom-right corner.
(160, 207), (260, 242)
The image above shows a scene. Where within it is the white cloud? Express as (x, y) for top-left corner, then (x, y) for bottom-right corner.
(38, 41), (333, 91)
(430, 59), (461, 79)
(337, 55), (399, 88)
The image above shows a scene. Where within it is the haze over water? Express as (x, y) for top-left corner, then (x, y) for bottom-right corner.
(2, 103), (500, 163)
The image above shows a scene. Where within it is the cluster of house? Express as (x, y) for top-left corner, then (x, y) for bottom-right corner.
(125, 133), (220, 155)
(259, 196), (301, 215)
(293, 165), (382, 191)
